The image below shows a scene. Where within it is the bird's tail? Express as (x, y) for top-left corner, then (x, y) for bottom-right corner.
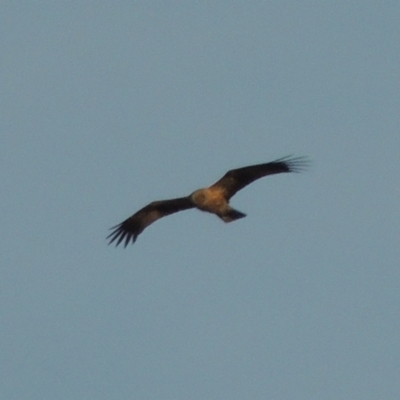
(219, 207), (246, 223)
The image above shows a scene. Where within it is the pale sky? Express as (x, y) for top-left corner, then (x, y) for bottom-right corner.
(2, 2), (400, 399)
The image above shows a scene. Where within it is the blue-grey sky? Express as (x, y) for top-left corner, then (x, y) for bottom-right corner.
(2, 2), (400, 399)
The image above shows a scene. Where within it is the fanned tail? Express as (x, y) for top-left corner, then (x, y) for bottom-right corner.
(219, 208), (246, 223)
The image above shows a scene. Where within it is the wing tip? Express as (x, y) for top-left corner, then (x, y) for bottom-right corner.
(275, 155), (310, 173)
(106, 222), (139, 248)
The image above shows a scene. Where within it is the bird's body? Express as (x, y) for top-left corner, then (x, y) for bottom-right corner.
(190, 187), (246, 222)
(107, 156), (308, 247)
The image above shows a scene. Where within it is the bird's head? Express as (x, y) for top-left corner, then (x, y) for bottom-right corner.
(190, 189), (207, 205)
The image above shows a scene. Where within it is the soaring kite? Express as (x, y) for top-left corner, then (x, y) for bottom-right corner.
(108, 156), (308, 247)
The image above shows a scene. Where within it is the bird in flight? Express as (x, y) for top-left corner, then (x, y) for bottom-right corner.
(107, 156), (308, 247)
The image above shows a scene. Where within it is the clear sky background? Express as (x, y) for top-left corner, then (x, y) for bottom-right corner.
(2, 2), (400, 399)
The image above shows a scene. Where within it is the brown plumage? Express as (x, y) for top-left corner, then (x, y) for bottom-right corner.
(107, 156), (308, 247)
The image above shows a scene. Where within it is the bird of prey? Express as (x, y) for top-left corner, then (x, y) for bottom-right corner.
(107, 156), (308, 247)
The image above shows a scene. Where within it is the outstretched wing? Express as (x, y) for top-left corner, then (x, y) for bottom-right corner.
(107, 196), (194, 247)
(210, 156), (309, 199)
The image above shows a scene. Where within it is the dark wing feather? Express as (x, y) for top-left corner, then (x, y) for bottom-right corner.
(210, 156), (309, 199)
(107, 196), (194, 247)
